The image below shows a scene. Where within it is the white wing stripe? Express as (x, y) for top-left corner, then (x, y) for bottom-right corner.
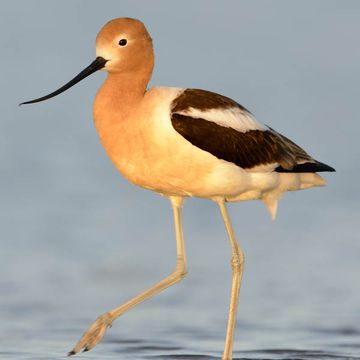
(176, 107), (266, 133)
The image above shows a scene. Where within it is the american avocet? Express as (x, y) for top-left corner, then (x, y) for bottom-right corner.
(21, 17), (335, 360)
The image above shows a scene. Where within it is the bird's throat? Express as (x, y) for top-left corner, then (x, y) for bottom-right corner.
(94, 71), (149, 124)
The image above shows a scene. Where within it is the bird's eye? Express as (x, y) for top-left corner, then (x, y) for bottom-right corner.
(118, 39), (128, 46)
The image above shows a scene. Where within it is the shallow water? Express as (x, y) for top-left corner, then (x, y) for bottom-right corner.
(1, 195), (360, 360)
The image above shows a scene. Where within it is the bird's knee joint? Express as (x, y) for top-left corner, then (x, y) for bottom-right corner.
(178, 269), (187, 280)
(231, 254), (244, 270)
(178, 265), (188, 279)
(175, 259), (188, 279)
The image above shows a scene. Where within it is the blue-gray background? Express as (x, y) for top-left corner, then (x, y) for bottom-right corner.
(1, 1), (359, 359)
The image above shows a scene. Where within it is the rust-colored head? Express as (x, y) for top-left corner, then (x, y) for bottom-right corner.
(20, 18), (154, 105)
(96, 18), (154, 74)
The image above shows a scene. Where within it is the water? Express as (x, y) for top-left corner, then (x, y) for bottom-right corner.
(1, 187), (359, 360)
(2, 268), (360, 360)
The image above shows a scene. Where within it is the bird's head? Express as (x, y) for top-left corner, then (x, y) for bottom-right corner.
(96, 17), (154, 74)
(20, 17), (154, 105)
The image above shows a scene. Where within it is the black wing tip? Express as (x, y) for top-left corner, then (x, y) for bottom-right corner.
(321, 163), (336, 172)
(276, 161), (335, 173)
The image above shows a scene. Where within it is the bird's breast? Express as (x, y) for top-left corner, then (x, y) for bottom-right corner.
(92, 87), (228, 197)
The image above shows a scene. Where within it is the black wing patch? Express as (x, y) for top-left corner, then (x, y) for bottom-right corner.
(172, 88), (250, 113)
(170, 89), (335, 173)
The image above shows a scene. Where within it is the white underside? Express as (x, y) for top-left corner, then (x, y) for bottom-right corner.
(183, 159), (326, 219)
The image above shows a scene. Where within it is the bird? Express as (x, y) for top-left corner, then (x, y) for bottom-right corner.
(20, 17), (335, 360)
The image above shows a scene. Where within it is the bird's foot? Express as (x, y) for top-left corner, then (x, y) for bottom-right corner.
(68, 312), (113, 356)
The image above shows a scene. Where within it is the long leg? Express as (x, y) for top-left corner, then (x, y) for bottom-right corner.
(68, 196), (187, 355)
(217, 199), (245, 360)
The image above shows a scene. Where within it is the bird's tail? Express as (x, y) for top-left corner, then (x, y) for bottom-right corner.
(262, 172), (328, 220)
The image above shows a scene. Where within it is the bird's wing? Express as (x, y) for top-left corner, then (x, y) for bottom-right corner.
(170, 88), (334, 172)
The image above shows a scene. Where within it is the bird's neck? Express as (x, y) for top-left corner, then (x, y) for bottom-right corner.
(93, 69), (152, 152)
(94, 70), (151, 116)
(94, 70), (151, 125)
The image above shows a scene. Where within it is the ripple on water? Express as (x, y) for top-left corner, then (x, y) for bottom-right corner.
(100, 338), (360, 360)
